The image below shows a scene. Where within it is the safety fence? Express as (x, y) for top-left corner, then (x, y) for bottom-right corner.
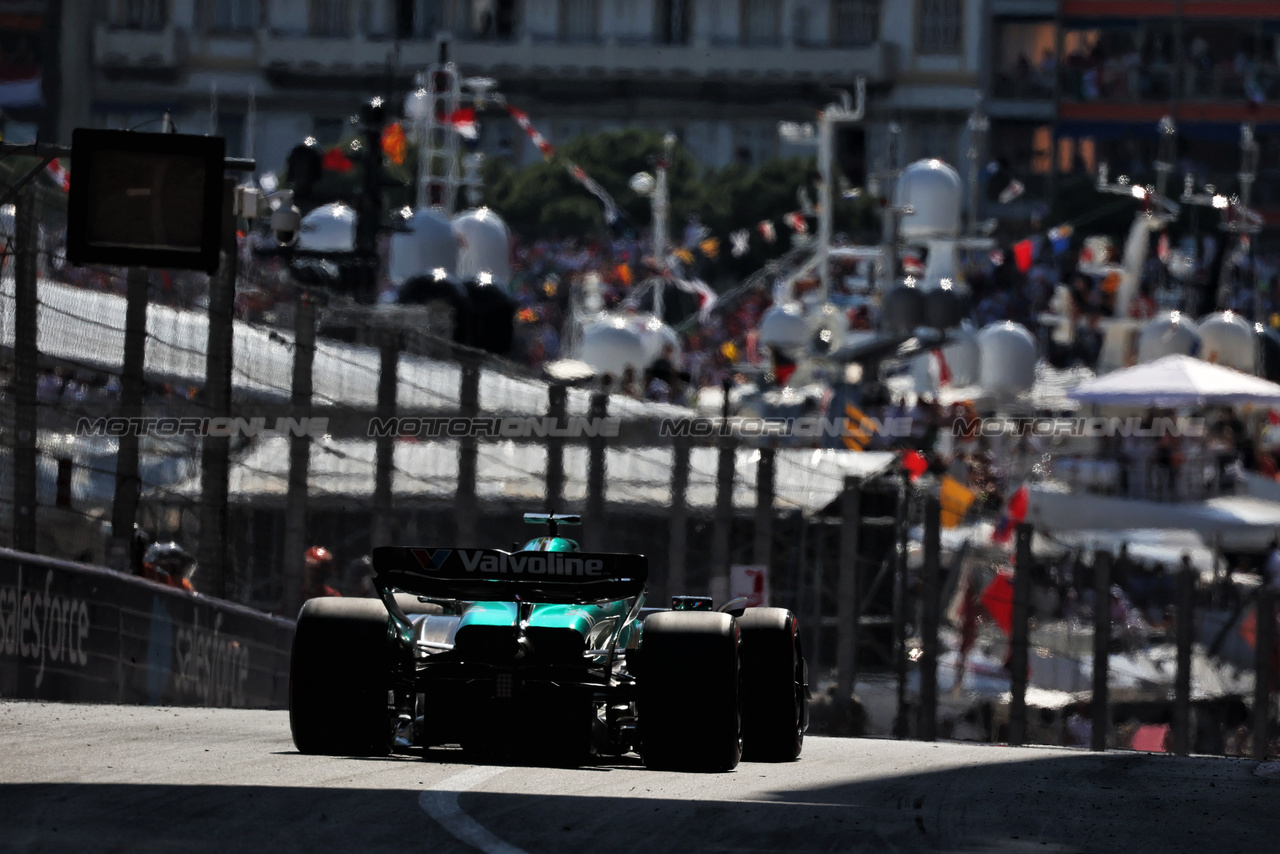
(1, 173), (1276, 757)
(892, 510), (1280, 760)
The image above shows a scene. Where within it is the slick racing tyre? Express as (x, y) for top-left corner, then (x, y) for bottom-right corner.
(290, 597), (395, 756)
(738, 608), (806, 762)
(639, 611), (742, 772)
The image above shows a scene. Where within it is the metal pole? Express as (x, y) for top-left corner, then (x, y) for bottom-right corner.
(893, 482), (910, 739)
(836, 476), (862, 709)
(110, 266), (150, 571)
(653, 134), (674, 320)
(545, 383), (566, 513)
(1173, 563), (1195, 756)
(1091, 550), (1112, 752)
(1253, 584), (1274, 761)
(711, 381), (742, 601)
(667, 436), (690, 602)
(585, 391), (608, 552)
(371, 334), (399, 549)
(455, 356), (480, 545)
(11, 182), (38, 553)
(879, 123), (902, 294)
(817, 109), (833, 303)
(919, 493), (941, 741)
(198, 177), (236, 598)
(753, 447), (774, 571)
(1008, 523), (1034, 746)
(281, 295), (316, 618)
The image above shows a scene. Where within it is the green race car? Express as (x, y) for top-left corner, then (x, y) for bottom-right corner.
(288, 514), (808, 771)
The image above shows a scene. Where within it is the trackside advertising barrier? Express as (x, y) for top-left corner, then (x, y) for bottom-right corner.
(0, 548), (294, 708)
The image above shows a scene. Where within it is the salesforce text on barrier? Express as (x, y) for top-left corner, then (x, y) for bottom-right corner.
(0, 568), (92, 688)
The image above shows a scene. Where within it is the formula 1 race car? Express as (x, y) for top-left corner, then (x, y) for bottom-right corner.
(289, 514), (808, 771)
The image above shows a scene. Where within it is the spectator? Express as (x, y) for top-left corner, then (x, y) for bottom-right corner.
(302, 546), (342, 602)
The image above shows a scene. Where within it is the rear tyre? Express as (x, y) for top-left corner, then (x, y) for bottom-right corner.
(290, 597), (394, 756)
(738, 608), (806, 762)
(639, 611), (741, 772)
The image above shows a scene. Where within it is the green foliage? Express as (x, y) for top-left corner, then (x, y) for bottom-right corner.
(479, 128), (882, 281)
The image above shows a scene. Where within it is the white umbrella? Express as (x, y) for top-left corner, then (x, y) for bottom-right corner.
(1067, 354), (1280, 407)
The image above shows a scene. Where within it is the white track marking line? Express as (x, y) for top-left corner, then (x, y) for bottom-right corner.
(419, 766), (530, 854)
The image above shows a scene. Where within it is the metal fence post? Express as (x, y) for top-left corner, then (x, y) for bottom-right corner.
(371, 333), (399, 549)
(198, 177), (236, 598)
(1173, 563), (1195, 756)
(667, 435), (690, 601)
(753, 447), (775, 573)
(544, 383), (566, 514)
(281, 295), (315, 618)
(584, 391), (607, 552)
(837, 476), (862, 711)
(919, 493), (940, 741)
(11, 182), (38, 554)
(1254, 585), (1275, 761)
(1091, 549), (1112, 752)
(710, 430), (736, 604)
(893, 482), (910, 739)
(110, 266), (150, 571)
(455, 355), (480, 546)
(1008, 523), (1034, 746)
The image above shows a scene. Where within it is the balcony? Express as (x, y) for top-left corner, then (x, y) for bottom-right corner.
(93, 23), (182, 69)
(258, 33), (898, 85)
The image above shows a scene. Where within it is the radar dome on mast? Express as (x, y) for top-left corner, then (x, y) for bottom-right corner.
(453, 207), (512, 287)
(579, 316), (649, 379)
(389, 207), (457, 285)
(297, 202), (357, 253)
(758, 302), (811, 354)
(977, 321), (1037, 397)
(1198, 311), (1256, 373)
(894, 159), (963, 243)
(1137, 311), (1200, 364)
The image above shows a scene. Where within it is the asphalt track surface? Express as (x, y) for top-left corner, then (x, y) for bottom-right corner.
(1, 702), (1276, 854)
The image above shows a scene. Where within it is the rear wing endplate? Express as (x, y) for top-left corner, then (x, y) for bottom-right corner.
(372, 546), (647, 604)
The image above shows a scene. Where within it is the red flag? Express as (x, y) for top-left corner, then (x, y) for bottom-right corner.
(322, 147), (353, 172)
(46, 158), (70, 192)
(448, 107), (478, 140)
(1007, 485), (1029, 522)
(1012, 239), (1034, 273)
(902, 450), (928, 481)
(980, 570), (1015, 636)
(381, 122), (407, 165)
(934, 348), (951, 386)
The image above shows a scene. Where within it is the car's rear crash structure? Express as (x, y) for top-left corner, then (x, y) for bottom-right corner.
(289, 515), (809, 771)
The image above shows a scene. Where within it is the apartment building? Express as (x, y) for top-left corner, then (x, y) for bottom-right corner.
(83, 1), (983, 185)
(986, 0), (1280, 220)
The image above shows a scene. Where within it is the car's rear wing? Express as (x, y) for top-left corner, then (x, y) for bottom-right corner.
(372, 546), (647, 604)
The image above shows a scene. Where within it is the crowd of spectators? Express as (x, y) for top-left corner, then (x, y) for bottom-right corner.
(1033, 34), (1280, 103)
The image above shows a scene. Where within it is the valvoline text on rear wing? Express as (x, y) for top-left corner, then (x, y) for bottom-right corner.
(371, 546), (647, 604)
